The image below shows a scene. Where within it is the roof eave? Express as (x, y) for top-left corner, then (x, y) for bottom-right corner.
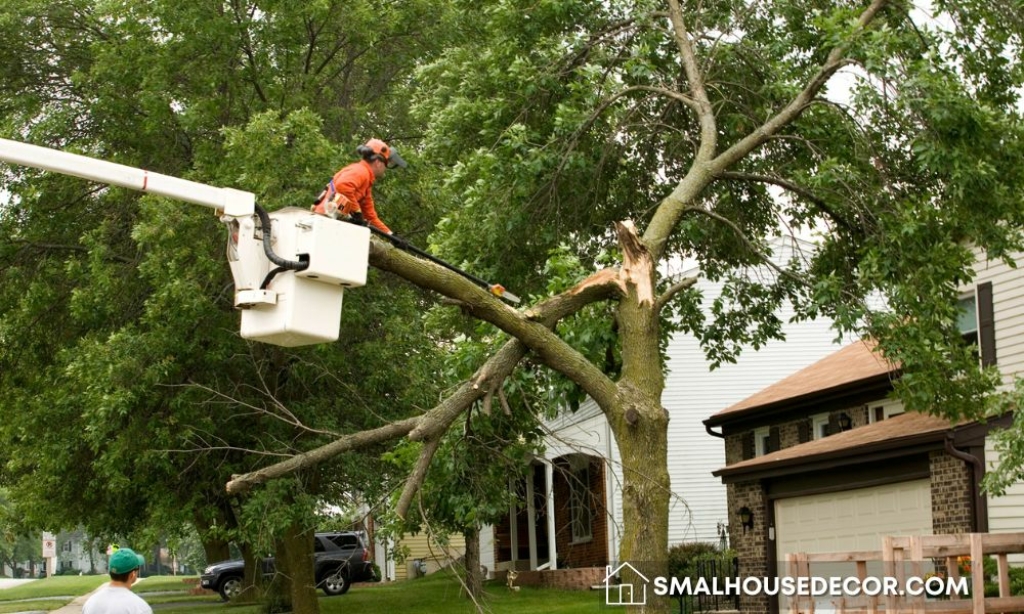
(713, 429), (948, 483)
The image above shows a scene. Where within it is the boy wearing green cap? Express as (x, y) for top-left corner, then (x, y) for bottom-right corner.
(82, 547), (152, 614)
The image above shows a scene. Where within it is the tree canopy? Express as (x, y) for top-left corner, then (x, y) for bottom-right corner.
(2, 2), (1024, 612)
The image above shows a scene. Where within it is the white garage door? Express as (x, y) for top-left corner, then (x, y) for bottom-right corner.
(775, 479), (932, 559)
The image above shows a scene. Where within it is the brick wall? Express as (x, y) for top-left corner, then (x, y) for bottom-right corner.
(552, 457), (609, 568)
(727, 480), (769, 613)
(504, 567), (605, 590)
(930, 451), (974, 534)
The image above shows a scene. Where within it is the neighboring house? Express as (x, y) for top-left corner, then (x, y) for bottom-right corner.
(706, 249), (1024, 613)
(482, 239), (850, 580)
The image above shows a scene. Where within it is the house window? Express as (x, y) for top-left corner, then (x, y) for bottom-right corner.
(569, 465), (593, 543)
(754, 427), (770, 456)
(958, 282), (996, 366)
(869, 401), (905, 423)
(811, 413), (830, 439)
(958, 294), (979, 346)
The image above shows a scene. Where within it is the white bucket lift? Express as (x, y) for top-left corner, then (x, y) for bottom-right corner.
(229, 208), (369, 346)
(0, 138), (369, 347)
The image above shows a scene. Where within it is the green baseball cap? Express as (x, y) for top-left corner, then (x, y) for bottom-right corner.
(109, 548), (145, 574)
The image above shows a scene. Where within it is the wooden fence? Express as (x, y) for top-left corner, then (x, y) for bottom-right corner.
(787, 533), (1024, 613)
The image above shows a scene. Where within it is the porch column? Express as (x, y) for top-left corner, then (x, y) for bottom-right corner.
(509, 479), (518, 565)
(545, 460), (557, 570)
(526, 467), (538, 569)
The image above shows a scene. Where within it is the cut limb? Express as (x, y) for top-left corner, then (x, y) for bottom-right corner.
(225, 266), (623, 495)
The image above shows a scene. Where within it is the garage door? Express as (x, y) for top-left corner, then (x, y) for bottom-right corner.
(775, 479), (932, 559)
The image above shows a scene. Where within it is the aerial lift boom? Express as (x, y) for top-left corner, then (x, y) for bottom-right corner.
(0, 138), (369, 347)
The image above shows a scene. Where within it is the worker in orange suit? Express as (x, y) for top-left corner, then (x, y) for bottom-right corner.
(314, 138), (407, 237)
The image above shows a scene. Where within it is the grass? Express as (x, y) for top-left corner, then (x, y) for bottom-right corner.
(0, 572), (609, 613)
(0, 575), (107, 601)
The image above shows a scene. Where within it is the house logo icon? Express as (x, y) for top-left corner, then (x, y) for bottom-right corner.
(604, 562), (650, 606)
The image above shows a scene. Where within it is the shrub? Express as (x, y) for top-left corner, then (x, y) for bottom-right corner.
(667, 542), (732, 579)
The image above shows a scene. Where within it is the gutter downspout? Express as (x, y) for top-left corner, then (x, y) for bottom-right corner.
(944, 435), (988, 532)
(705, 423), (725, 439)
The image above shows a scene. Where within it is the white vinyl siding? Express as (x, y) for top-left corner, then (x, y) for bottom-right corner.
(985, 436), (1024, 534)
(970, 248), (1024, 387)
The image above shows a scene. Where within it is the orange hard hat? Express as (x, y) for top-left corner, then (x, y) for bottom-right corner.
(357, 138), (407, 169)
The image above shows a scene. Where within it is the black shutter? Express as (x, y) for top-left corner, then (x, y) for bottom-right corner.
(741, 431), (755, 460)
(768, 427), (781, 453)
(797, 419), (811, 444)
(978, 282), (996, 367)
(827, 413), (840, 437)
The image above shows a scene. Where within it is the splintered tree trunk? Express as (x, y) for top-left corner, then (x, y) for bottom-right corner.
(462, 525), (482, 600)
(612, 220), (671, 613)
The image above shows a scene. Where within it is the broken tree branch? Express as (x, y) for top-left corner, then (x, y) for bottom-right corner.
(225, 265), (623, 495)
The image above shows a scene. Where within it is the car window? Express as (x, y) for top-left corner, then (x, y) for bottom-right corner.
(314, 538), (326, 553)
(327, 534), (359, 548)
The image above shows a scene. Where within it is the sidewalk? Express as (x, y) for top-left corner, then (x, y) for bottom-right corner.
(49, 583), (106, 614)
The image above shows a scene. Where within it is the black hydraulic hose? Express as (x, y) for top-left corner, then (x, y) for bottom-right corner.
(254, 205), (309, 289)
(255, 204), (309, 271)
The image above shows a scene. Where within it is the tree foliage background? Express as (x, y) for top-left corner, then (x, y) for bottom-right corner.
(2, 1), (1024, 610)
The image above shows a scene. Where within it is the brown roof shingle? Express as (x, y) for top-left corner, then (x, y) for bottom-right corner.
(710, 339), (897, 419)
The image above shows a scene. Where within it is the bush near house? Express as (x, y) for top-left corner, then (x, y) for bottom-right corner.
(667, 542), (736, 581)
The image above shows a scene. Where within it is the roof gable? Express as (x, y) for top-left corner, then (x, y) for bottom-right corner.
(707, 340), (897, 425)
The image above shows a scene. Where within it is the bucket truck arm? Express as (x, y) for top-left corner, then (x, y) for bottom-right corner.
(0, 138), (369, 347)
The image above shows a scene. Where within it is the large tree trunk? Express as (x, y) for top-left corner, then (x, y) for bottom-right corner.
(612, 221), (670, 613)
(614, 403), (670, 614)
(462, 526), (482, 600)
(274, 522), (319, 614)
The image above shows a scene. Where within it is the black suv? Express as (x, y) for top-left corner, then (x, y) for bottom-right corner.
(200, 532), (374, 601)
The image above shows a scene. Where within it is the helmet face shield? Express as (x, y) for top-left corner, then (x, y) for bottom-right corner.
(385, 148), (407, 169)
(360, 138), (407, 168)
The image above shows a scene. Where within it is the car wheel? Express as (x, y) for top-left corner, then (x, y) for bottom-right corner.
(321, 569), (350, 596)
(218, 575), (244, 601)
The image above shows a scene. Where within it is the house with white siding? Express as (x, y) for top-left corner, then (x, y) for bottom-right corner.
(706, 248), (1024, 613)
(480, 239), (849, 579)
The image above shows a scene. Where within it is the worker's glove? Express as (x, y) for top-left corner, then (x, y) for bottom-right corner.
(389, 233), (408, 248)
(348, 211), (366, 226)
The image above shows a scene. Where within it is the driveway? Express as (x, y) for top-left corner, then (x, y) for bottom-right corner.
(0, 579), (37, 590)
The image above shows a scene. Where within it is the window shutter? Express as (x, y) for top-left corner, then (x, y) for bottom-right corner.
(978, 282), (996, 367)
(768, 427), (781, 453)
(741, 431), (755, 460)
(797, 419), (811, 444)
(827, 413), (840, 436)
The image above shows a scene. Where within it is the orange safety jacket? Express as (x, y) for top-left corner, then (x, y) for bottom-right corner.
(314, 159), (391, 234)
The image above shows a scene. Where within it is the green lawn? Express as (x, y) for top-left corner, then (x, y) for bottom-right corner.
(0, 575), (107, 601)
(0, 572), (610, 613)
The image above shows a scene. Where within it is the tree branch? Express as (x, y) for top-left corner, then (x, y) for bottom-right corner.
(655, 275), (698, 312)
(666, 0), (717, 163)
(9, 240), (135, 264)
(713, 0), (890, 170)
(395, 437), (442, 520)
(225, 265), (623, 495)
(226, 417), (421, 494)
(684, 207), (808, 286)
(717, 171), (855, 232)
(369, 239), (622, 411)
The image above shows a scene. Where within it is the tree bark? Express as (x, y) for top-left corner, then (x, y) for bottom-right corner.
(462, 526), (482, 600)
(612, 221), (671, 613)
(275, 522), (319, 614)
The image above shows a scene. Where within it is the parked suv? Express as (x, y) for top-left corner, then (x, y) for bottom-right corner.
(201, 532), (374, 601)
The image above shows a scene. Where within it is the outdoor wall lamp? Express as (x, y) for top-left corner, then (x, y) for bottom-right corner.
(739, 506), (754, 531)
(838, 412), (852, 432)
